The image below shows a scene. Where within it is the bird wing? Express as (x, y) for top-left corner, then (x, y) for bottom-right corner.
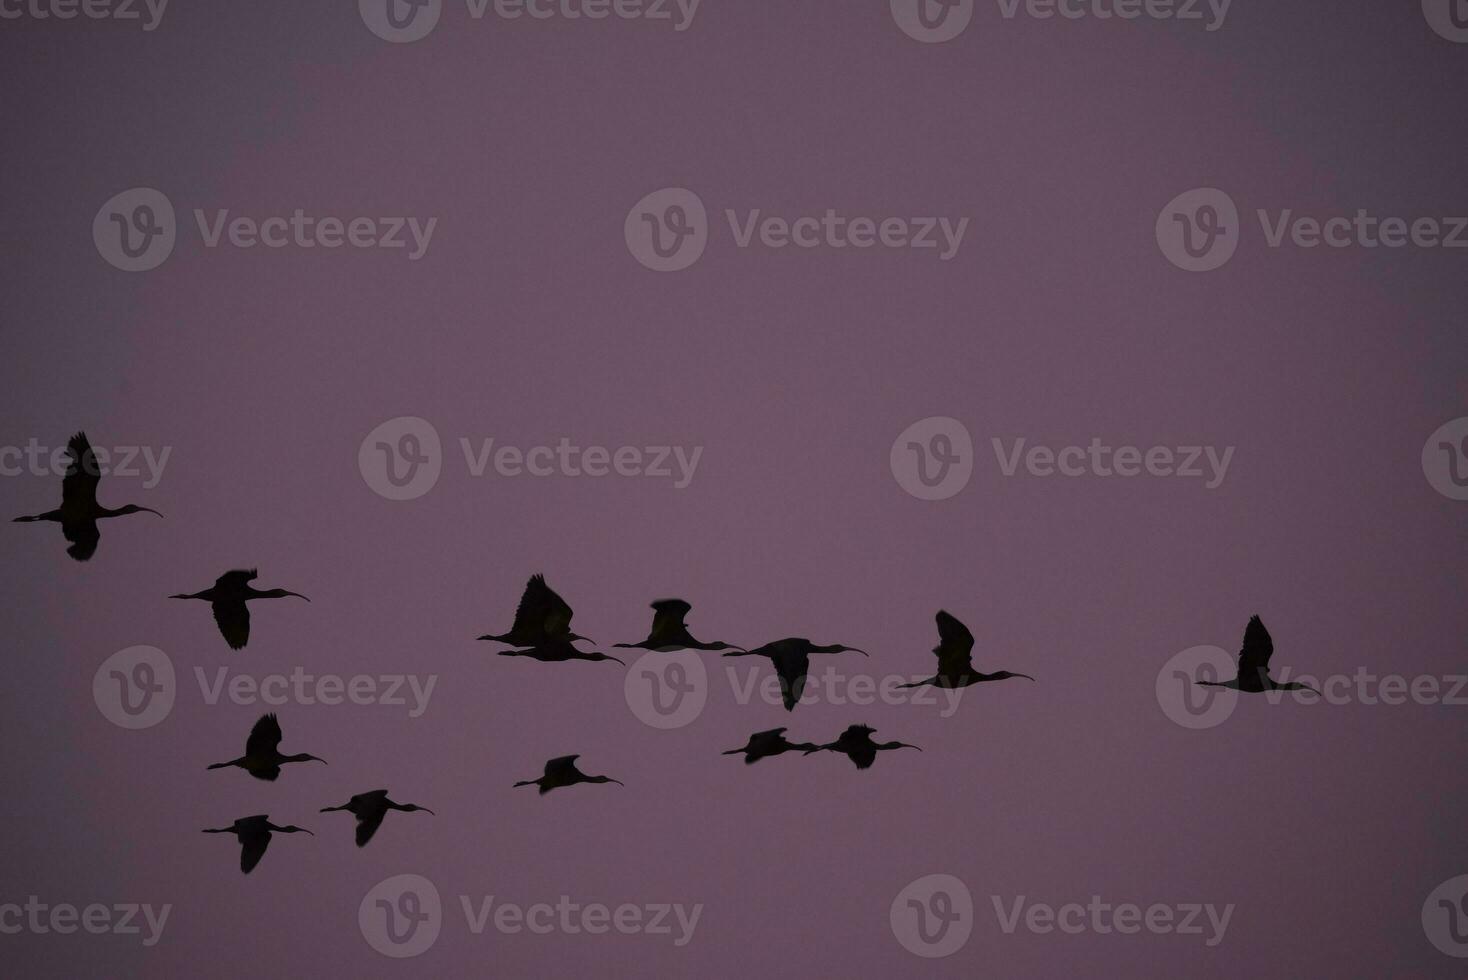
(356, 809), (387, 848)
(545, 755), (580, 777)
(933, 610), (975, 673)
(60, 432), (101, 509)
(216, 569), (258, 590)
(213, 601), (251, 650)
(245, 713), (283, 757)
(647, 599), (692, 646)
(849, 745), (878, 770)
(62, 519), (100, 562)
(771, 650), (809, 711)
(239, 830), (270, 874)
(513, 574), (575, 640)
(1238, 615), (1273, 677)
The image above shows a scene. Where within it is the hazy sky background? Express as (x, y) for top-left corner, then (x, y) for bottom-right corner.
(2, 1), (1466, 976)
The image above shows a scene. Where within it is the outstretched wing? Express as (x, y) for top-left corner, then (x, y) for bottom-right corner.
(213, 601), (251, 650)
(356, 810), (387, 848)
(245, 713), (283, 757)
(60, 432), (102, 509)
(216, 569), (258, 590)
(62, 519), (100, 562)
(239, 831), (270, 874)
(1238, 615), (1273, 678)
(545, 755), (580, 778)
(933, 610), (975, 674)
(513, 575), (575, 640)
(647, 599), (692, 646)
(771, 650), (809, 712)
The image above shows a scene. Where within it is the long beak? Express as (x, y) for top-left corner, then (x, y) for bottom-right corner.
(602, 655), (626, 665)
(420, 807), (436, 815)
(320, 805), (345, 812)
(309, 756), (328, 765)
(845, 648), (869, 657)
(609, 778), (625, 786)
(1012, 673), (1036, 682)
(138, 508), (164, 518)
(897, 743), (923, 751)
(285, 592), (311, 602)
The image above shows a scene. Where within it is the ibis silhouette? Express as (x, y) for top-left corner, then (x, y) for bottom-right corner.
(170, 569), (309, 650)
(722, 728), (819, 765)
(207, 713), (325, 781)
(478, 574), (594, 649)
(202, 815), (312, 874)
(899, 610), (1034, 691)
(320, 790), (434, 847)
(806, 725), (921, 770)
(1196, 615), (1322, 696)
(13, 432), (161, 561)
(615, 599), (744, 652)
(514, 755), (623, 794)
(723, 638), (867, 711)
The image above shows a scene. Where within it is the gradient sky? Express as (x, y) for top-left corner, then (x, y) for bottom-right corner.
(2, 1), (1467, 976)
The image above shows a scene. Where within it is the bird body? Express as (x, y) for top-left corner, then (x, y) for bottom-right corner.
(1196, 615), (1320, 696)
(723, 637), (867, 711)
(722, 728), (819, 764)
(806, 725), (921, 770)
(514, 755), (623, 794)
(171, 569), (309, 650)
(479, 574), (594, 648)
(202, 815), (312, 873)
(899, 610), (1034, 690)
(320, 790), (434, 847)
(615, 599), (743, 652)
(13, 432), (161, 560)
(207, 713), (325, 781)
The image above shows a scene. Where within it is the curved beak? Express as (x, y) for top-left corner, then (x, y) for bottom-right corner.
(285, 591), (310, 602)
(609, 778), (625, 787)
(420, 807), (436, 815)
(1012, 673), (1036, 682)
(846, 647), (869, 657)
(320, 805), (344, 813)
(308, 756), (328, 765)
(604, 655), (626, 666)
(138, 507), (164, 518)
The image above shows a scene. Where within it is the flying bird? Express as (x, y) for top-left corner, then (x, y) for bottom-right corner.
(615, 599), (744, 652)
(722, 728), (819, 765)
(320, 790), (434, 847)
(806, 725), (921, 770)
(514, 755), (623, 794)
(170, 569), (309, 650)
(899, 610), (1034, 691)
(207, 713), (326, 781)
(13, 432), (161, 561)
(723, 637), (867, 711)
(478, 574), (594, 649)
(202, 815), (312, 874)
(1195, 615), (1321, 696)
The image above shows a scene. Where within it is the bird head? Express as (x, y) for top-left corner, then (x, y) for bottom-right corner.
(815, 643), (867, 657)
(993, 670), (1035, 682)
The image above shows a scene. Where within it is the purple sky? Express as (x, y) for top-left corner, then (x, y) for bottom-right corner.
(2, 1), (1467, 976)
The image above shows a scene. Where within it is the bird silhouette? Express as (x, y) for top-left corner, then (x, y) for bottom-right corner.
(13, 432), (161, 561)
(320, 790), (434, 847)
(170, 569), (309, 650)
(723, 638), (867, 711)
(899, 610), (1034, 690)
(478, 574), (594, 649)
(1195, 615), (1321, 696)
(207, 713), (326, 781)
(805, 725), (921, 770)
(202, 815), (312, 874)
(514, 755), (623, 794)
(722, 728), (819, 765)
(615, 599), (744, 652)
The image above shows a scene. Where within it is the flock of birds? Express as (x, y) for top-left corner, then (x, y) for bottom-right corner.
(16, 432), (1320, 872)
